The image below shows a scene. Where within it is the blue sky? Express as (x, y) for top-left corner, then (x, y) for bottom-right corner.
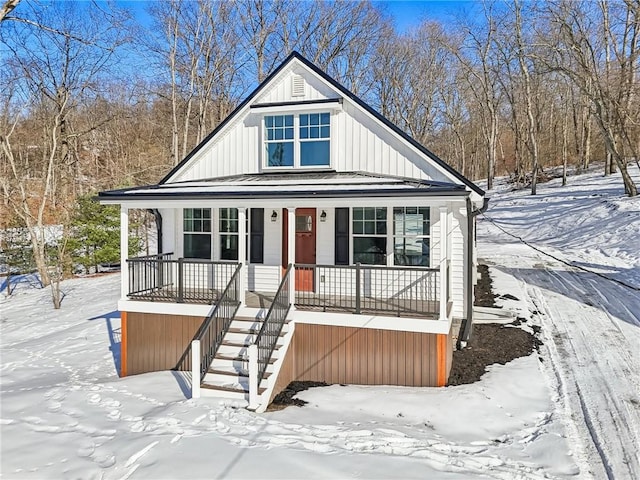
(119, 0), (478, 34)
(374, 0), (477, 31)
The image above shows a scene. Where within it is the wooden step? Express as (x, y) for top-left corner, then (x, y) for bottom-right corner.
(207, 367), (272, 379)
(221, 340), (251, 348)
(201, 383), (266, 395)
(228, 327), (261, 335)
(215, 353), (276, 364)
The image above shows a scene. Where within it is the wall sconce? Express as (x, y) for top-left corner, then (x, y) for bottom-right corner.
(271, 210), (278, 222)
(320, 210), (327, 222)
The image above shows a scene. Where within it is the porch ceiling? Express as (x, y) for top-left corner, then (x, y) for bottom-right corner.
(99, 171), (468, 202)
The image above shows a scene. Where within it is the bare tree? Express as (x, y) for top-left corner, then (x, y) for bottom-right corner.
(0, 1), (128, 290)
(546, 0), (638, 196)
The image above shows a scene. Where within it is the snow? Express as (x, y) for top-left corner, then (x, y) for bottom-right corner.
(2, 166), (639, 479)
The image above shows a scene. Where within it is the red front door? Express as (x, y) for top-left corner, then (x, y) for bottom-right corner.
(282, 208), (316, 291)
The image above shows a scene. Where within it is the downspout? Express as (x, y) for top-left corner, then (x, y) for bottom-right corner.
(457, 197), (489, 350)
(148, 209), (163, 254)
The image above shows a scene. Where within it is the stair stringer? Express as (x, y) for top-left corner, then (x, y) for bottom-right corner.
(255, 320), (296, 413)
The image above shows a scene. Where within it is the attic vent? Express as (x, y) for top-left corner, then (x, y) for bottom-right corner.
(291, 74), (306, 97)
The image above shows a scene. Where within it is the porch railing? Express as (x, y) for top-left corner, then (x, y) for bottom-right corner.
(254, 264), (292, 385)
(127, 253), (239, 304)
(175, 263), (242, 381)
(294, 263), (439, 317)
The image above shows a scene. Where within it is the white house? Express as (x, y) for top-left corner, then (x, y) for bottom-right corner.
(99, 52), (486, 411)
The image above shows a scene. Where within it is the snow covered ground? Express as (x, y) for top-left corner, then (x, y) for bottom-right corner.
(478, 168), (640, 479)
(1, 167), (638, 479)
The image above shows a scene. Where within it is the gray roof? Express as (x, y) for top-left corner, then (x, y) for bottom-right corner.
(99, 171), (469, 201)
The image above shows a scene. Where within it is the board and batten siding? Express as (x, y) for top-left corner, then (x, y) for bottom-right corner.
(167, 66), (461, 187)
(121, 312), (211, 376)
(272, 323), (453, 389)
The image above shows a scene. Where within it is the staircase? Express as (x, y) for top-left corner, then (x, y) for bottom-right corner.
(200, 315), (289, 401)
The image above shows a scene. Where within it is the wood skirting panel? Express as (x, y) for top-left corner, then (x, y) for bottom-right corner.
(288, 324), (451, 387)
(124, 312), (206, 376)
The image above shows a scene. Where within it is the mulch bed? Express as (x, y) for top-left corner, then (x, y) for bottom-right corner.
(267, 381), (329, 411)
(448, 264), (542, 386)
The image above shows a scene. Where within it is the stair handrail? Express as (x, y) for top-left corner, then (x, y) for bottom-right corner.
(175, 263), (242, 382)
(254, 263), (293, 385)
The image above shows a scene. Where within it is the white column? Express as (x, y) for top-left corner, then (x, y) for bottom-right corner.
(439, 206), (448, 321)
(386, 206), (393, 267)
(248, 344), (259, 410)
(191, 340), (201, 399)
(287, 207), (296, 305)
(120, 205), (129, 300)
(238, 207), (247, 306)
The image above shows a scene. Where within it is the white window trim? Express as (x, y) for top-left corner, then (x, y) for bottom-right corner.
(262, 111), (333, 171)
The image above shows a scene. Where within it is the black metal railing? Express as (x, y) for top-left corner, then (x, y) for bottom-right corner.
(294, 263), (439, 317)
(175, 263), (242, 380)
(127, 253), (239, 304)
(254, 264), (292, 385)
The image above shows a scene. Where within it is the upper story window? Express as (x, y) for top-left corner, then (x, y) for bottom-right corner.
(264, 112), (330, 168)
(265, 115), (294, 167)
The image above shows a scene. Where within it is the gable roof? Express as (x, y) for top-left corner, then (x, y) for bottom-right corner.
(160, 51), (484, 197)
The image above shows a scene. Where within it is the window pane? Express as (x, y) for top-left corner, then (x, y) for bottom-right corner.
(376, 221), (387, 235)
(295, 215), (312, 232)
(284, 126), (294, 140)
(364, 208), (375, 220)
(220, 235), (238, 260)
(394, 238), (429, 266)
(364, 222), (375, 234)
(300, 128), (308, 139)
(310, 113), (319, 124)
(353, 237), (386, 265)
(320, 112), (330, 124)
(284, 115), (293, 127)
(300, 114), (308, 127)
(275, 129), (283, 140)
(310, 126), (319, 138)
(275, 116), (283, 127)
(300, 141), (330, 166)
(353, 221), (363, 234)
(184, 234), (211, 259)
(320, 126), (330, 138)
(353, 208), (363, 221)
(267, 142), (294, 167)
(266, 116), (273, 127)
(376, 208), (387, 220)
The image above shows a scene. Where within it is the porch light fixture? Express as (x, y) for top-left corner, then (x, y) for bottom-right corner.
(271, 210), (278, 222)
(320, 210), (327, 222)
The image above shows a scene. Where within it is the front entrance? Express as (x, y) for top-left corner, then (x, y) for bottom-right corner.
(282, 208), (316, 291)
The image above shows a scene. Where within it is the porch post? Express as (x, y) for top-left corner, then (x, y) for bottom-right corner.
(287, 207), (296, 306)
(238, 207), (247, 307)
(439, 206), (448, 321)
(120, 205), (129, 300)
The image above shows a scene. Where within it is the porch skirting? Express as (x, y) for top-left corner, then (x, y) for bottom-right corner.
(120, 311), (215, 376)
(273, 323), (453, 390)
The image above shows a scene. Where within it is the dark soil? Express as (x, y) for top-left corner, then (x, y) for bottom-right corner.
(475, 264), (497, 307)
(448, 322), (542, 386)
(266, 381), (329, 411)
(449, 264), (542, 385)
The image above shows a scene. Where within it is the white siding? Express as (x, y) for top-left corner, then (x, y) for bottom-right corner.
(263, 210), (282, 265)
(159, 208), (176, 254)
(247, 265), (281, 292)
(254, 66), (336, 104)
(167, 58), (469, 188)
(316, 208), (334, 265)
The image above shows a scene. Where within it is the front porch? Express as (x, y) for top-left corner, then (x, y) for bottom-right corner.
(126, 253), (449, 320)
